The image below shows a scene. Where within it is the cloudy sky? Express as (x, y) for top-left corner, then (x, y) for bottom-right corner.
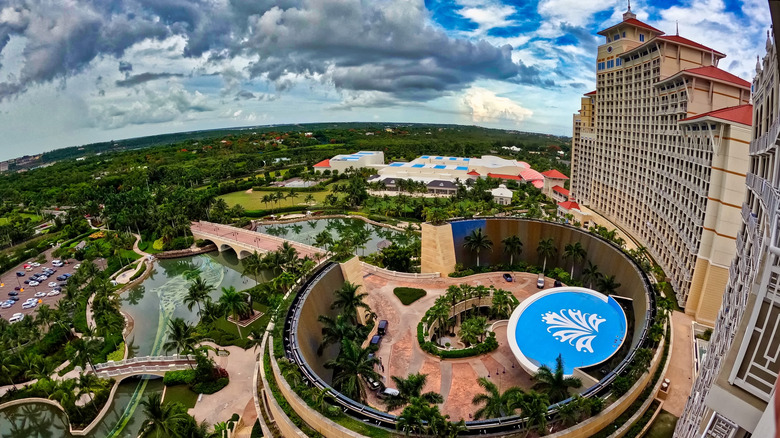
(0, 0), (770, 160)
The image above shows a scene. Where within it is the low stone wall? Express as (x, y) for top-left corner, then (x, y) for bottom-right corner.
(361, 262), (440, 280)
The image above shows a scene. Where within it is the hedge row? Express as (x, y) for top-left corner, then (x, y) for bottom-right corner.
(417, 322), (499, 359)
(163, 369), (196, 386)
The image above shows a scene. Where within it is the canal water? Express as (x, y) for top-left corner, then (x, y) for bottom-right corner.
(0, 251), (261, 438)
(256, 218), (409, 254)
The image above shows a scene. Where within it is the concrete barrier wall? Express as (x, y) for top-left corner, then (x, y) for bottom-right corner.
(294, 264), (346, 383)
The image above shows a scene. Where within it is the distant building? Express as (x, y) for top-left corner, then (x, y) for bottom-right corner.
(541, 169), (569, 198)
(312, 151), (384, 173)
(490, 184), (514, 205)
(426, 180), (458, 196)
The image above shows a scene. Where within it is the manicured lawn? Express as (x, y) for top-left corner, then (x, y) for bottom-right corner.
(645, 410), (678, 438)
(218, 189), (335, 210)
(0, 213), (42, 225)
(164, 384), (199, 409)
(393, 287), (427, 305)
(214, 303), (269, 336)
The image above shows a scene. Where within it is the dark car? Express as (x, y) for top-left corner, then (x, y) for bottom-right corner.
(369, 335), (382, 348)
(503, 273), (513, 282)
(56, 275), (66, 281)
(8, 291), (18, 296)
(15, 272), (24, 277)
(377, 320), (388, 336)
(13, 286), (21, 291)
(8, 296), (19, 302)
(362, 374), (382, 391)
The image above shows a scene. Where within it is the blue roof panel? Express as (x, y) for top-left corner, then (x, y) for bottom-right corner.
(412, 164), (425, 168)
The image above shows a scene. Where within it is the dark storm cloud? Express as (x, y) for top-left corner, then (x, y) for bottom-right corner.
(115, 72), (184, 87)
(0, 0), (537, 103)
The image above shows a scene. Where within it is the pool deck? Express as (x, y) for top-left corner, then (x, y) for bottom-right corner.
(362, 271), (543, 420)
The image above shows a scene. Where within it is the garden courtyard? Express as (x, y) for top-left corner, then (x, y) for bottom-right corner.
(361, 271), (556, 420)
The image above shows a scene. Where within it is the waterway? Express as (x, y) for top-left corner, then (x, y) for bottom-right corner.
(256, 217), (409, 254)
(0, 251), (258, 438)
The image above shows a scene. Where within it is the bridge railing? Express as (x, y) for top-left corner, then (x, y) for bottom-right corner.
(360, 262), (440, 279)
(94, 354), (197, 370)
(96, 362), (194, 378)
(192, 221), (325, 256)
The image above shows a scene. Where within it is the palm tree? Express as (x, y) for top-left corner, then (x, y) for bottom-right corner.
(139, 392), (189, 438)
(163, 317), (197, 356)
(464, 228), (493, 267)
(324, 339), (380, 403)
(563, 242), (586, 279)
(472, 377), (523, 419)
(244, 328), (264, 353)
(304, 194), (316, 206)
(502, 235), (523, 267)
(516, 390), (549, 437)
(0, 354), (18, 389)
(77, 372), (100, 411)
(532, 354), (582, 403)
(385, 373), (444, 411)
(184, 276), (213, 316)
(199, 299), (224, 325)
(317, 314), (361, 355)
(35, 304), (54, 331)
(581, 261), (602, 289)
(536, 238), (557, 273)
(218, 286), (250, 337)
(596, 274), (621, 295)
(241, 252), (264, 285)
(331, 281), (370, 324)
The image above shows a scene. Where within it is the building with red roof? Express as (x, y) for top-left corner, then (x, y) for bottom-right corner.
(571, 4), (753, 327)
(551, 185), (570, 203)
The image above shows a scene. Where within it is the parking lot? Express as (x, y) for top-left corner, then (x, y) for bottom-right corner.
(0, 248), (99, 323)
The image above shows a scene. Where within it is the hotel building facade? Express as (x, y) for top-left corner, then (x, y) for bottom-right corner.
(676, 10), (780, 438)
(570, 7), (753, 324)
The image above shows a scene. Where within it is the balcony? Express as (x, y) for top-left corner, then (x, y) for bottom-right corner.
(750, 114), (780, 155)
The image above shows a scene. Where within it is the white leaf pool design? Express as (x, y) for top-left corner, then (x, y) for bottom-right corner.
(541, 309), (606, 353)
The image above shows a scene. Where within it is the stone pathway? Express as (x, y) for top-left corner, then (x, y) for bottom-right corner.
(663, 311), (695, 417)
(362, 271), (543, 421)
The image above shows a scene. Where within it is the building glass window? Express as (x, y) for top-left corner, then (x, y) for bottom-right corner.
(639, 34), (645, 42)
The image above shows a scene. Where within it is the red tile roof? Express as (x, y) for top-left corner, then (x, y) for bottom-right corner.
(680, 104), (753, 126)
(681, 66), (750, 88)
(599, 17), (664, 36)
(656, 35), (725, 57)
(487, 173), (522, 181)
(541, 169), (569, 179)
(532, 180), (544, 189)
(520, 168), (544, 182)
(313, 159), (330, 168)
(584, 90), (597, 96)
(552, 186), (570, 196)
(558, 201), (581, 211)
(467, 170), (480, 176)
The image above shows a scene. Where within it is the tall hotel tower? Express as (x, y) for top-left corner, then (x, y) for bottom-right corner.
(677, 7), (780, 438)
(571, 6), (753, 325)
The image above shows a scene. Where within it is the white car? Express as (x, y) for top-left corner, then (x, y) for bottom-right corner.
(34, 292), (46, 298)
(9, 313), (24, 323)
(47, 290), (60, 297)
(48, 282), (58, 288)
(1, 302), (12, 309)
(31, 262), (40, 267)
(74, 264), (81, 270)
(28, 281), (39, 287)
(21, 301), (36, 309)
(52, 260), (63, 267)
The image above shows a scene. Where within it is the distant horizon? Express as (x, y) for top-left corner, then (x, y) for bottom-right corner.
(0, 121), (571, 163)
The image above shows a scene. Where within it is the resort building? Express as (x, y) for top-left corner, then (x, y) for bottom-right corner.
(676, 20), (780, 438)
(490, 184), (514, 205)
(541, 169), (569, 199)
(370, 155), (547, 188)
(570, 5), (753, 324)
(312, 151), (384, 173)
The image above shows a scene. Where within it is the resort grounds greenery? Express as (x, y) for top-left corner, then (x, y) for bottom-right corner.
(393, 287), (427, 305)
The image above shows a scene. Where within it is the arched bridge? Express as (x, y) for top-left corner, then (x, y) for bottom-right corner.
(190, 221), (324, 260)
(92, 355), (197, 380)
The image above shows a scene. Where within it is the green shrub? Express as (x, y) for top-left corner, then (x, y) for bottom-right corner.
(107, 342), (125, 362)
(192, 377), (229, 394)
(153, 238), (164, 251)
(164, 369), (197, 386)
(128, 262), (147, 282)
(393, 287), (426, 305)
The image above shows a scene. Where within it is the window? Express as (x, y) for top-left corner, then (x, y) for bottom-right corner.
(622, 31), (626, 38)
(639, 34), (645, 42)
(616, 58), (622, 66)
(614, 34), (620, 40)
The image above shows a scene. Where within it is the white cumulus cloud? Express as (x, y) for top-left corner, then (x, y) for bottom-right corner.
(462, 87), (532, 123)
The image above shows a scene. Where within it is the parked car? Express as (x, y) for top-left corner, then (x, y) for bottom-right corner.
(536, 273), (545, 289)
(362, 374), (382, 391)
(52, 260), (64, 267)
(503, 273), (513, 282)
(22, 301), (37, 309)
(31, 262), (40, 267)
(377, 320), (388, 336)
(7, 291), (18, 296)
(9, 313), (24, 323)
(28, 281), (40, 287)
(369, 335), (382, 348)
(13, 286), (21, 291)
(56, 275), (67, 281)
(8, 296), (19, 302)
(15, 271), (25, 277)
(74, 264), (81, 270)
(47, 290), (60, 297)
(34, 292), (46, 298)
(377, 387), (400, 399)
(48, 282), (58, 288)
(1, 302), (12, 309)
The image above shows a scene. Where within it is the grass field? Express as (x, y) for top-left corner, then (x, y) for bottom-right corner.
(214, 302), (269, 337)
(393, 287), (427, 305)
(218, 189), (334, 210)
(0, 213), (42, 225)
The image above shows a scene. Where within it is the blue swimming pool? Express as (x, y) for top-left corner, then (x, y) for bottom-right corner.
(507, 287), (627, 375)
